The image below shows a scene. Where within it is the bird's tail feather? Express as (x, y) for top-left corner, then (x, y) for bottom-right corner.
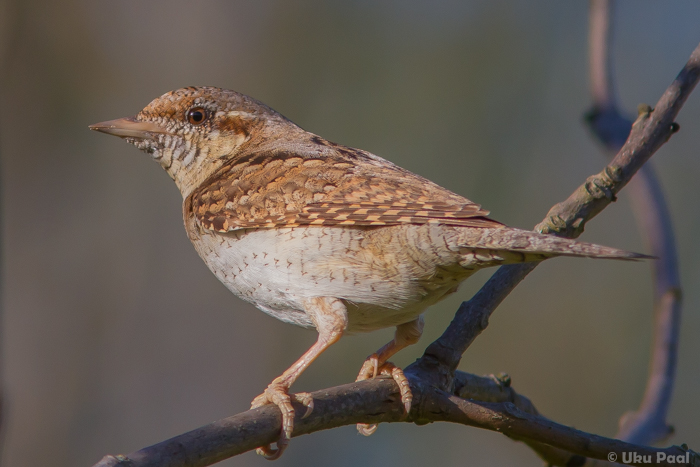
(462, 227), (650, 261)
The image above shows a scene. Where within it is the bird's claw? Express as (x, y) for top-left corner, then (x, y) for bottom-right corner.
(355, 359), (412, 436)
(251, 384), (314, 459)
(296, 392), (314, 419)
(356, 354), (381, 380)
(255, 442), (286, 461)
(356, 423), (378, 436)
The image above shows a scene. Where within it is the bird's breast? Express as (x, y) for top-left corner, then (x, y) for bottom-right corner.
(185, 219), (476, 333)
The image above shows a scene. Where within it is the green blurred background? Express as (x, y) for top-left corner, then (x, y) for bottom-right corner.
(1, 1), (699, 466)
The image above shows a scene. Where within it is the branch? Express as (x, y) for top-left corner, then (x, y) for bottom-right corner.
(513, 3), (685, 465)
(416, 35), (699, 390)
(584, 0), (681, 449)
(454, 372), (588, 466)
(91, 37), (700, 467)
(618, 168), (681, 444)
(93, 374), (699, 467)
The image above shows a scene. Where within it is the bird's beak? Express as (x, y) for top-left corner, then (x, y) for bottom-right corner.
(89, 117), (167, 140)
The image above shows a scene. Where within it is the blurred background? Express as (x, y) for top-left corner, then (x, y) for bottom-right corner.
(1, 1), (699, 466)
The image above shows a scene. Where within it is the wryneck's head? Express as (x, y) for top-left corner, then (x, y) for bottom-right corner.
(90, 86), (305, 198)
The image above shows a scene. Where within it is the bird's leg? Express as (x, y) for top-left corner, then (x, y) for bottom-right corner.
(251, 297), (347, 460)
(356, 316), (424, 436)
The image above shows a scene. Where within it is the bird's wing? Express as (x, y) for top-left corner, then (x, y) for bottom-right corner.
(188, 146), (504, 232)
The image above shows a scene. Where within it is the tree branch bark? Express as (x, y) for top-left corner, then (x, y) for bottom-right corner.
(93, 374), (699, 467)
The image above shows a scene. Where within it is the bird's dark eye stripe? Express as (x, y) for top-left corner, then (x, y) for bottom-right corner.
(187, 107), (208, 125)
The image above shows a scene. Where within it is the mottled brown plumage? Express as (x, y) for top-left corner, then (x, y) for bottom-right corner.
(190, 146), (502, 232)
(90, 86), (646, 459)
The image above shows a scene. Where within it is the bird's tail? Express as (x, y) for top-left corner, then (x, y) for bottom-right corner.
(458, 227), (650, 262)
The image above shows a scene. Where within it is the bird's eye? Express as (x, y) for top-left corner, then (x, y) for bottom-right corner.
(187, 107), (208, 125)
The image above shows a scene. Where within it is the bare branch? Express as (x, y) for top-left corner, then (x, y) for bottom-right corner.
(417, 38), (699, 386)
(453, 372), (534, 410)
(412, 35), (700, 383)
(453, 372), (587, 465)
(92, 375), (699, 467)
(584, 0), (682, 450)
(619, 170), (681, 444)
(410, 262), (537, 391)
(427, 392), (696, 467)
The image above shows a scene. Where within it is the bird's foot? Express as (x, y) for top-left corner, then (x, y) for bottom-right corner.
(250, 383), (314, 460)
(355, 355), (412, 436)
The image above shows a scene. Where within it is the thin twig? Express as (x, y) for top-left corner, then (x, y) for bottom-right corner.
(619, 169), (681, 444)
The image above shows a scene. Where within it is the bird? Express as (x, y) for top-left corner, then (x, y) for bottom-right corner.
(90, 86), (645, 459)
